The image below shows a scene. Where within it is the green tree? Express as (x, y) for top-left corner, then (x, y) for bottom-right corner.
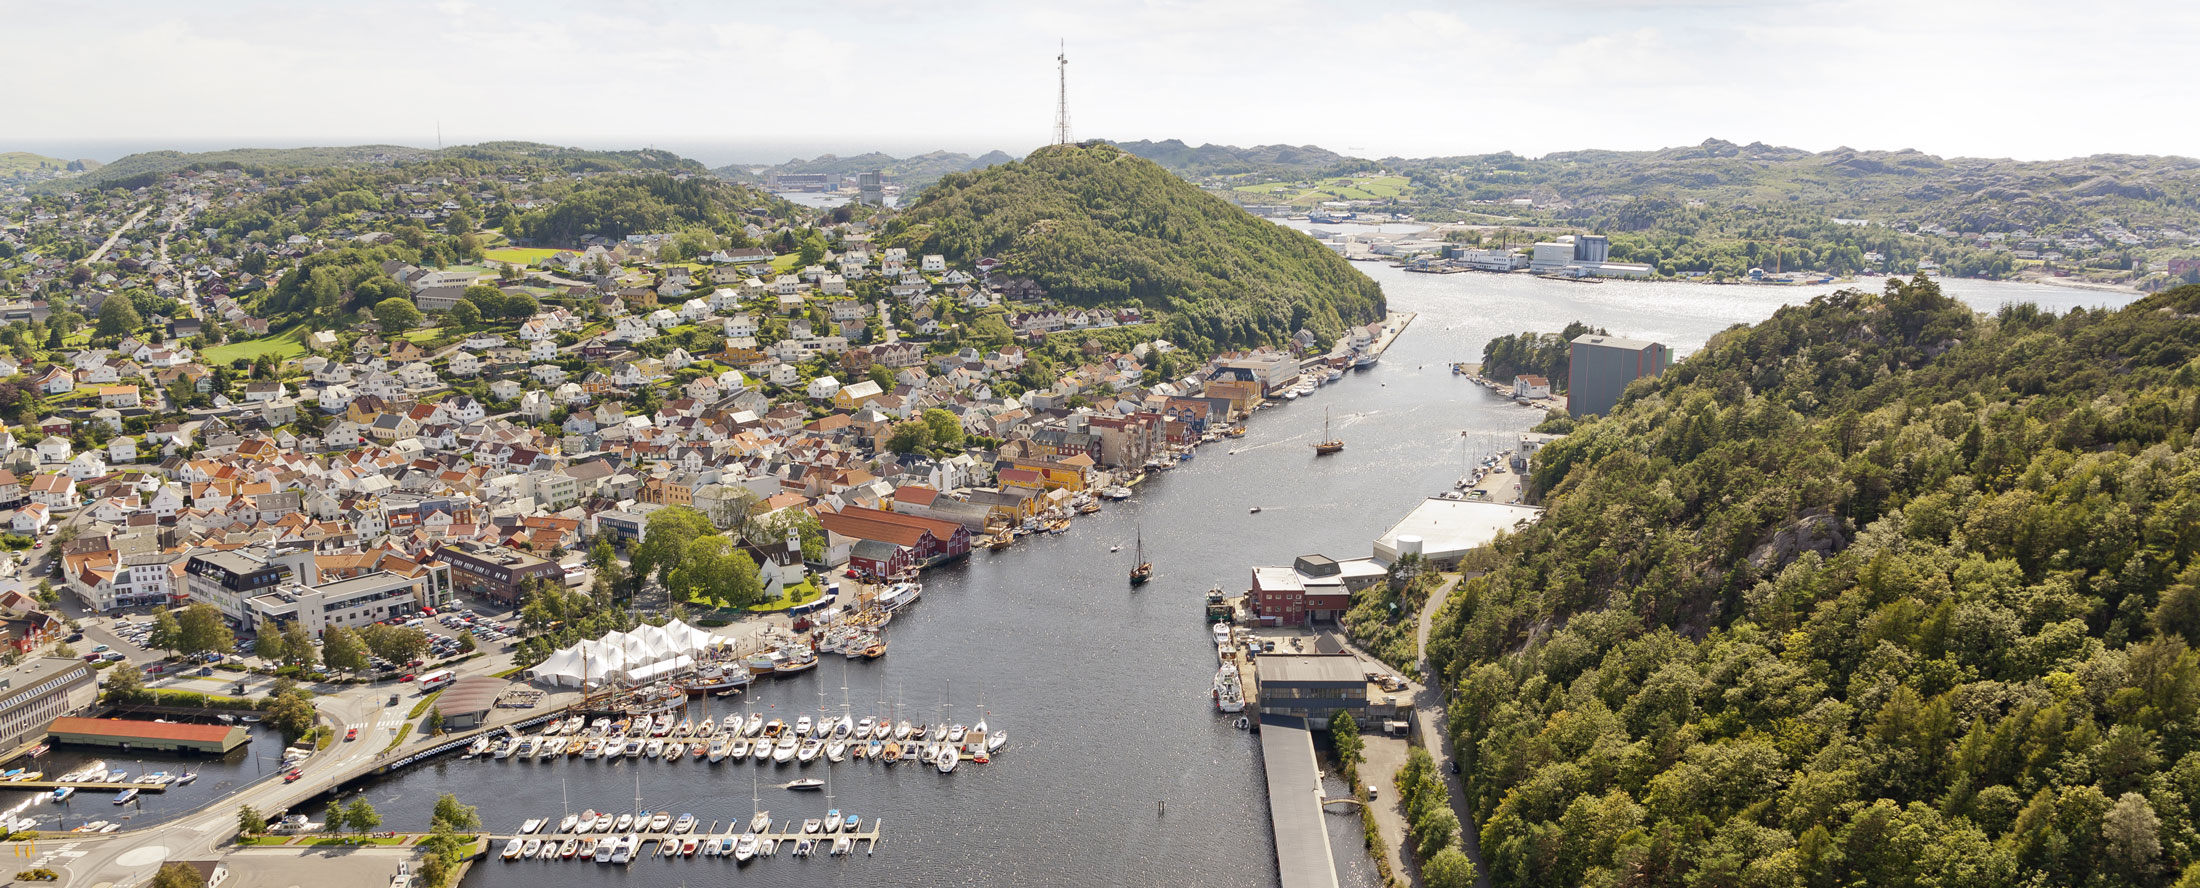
(148, 607), (183, 653)
(456, 631), (477, 654)
(448, 299), (482, 327)
(1422, 847), (1479, 888)
(885, 420), (932, 454)
(430, 792), (481, 831)
(797, 233), (827, 267)
(921, 408), (966, 451)
(372, 297), (424, 331)
(237, 805), (267, 835)
(175, 603), (233, 656)
(95, 297), (142, 338)
(866, 364), (896, 390)
(149, 862), (206, 888)
(280, 621), (319, 670)
(343, 799), (381, 836)
(356, 624), (429, 664)
(253, 620), (287, 663)
(630, 505), (715, 590)
(264, 686), (318, 740)
(320, 627), (369, 673)
(102, 663), (151, 705)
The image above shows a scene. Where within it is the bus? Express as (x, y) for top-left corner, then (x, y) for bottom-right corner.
(416, 669), (455, 692)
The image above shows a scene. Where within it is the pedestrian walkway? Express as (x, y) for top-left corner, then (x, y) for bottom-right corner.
(1256, 714), (1340, 888)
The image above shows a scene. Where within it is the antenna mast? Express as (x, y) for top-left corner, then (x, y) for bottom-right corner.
(1052, 40), (1072, 146)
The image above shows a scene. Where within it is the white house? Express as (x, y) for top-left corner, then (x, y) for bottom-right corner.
(35, 436), (70, 464)
(806, 375), (842, 401)
(530, 338), (559, 362)
(646, 309), (680, 330)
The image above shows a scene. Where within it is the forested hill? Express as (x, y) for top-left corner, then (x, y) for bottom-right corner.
(55, 142), (703, 192)
(1428, 278), (2200, 888)
(888, 143), (1385, 351)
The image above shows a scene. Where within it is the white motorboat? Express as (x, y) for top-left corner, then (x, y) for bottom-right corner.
(947, 724), (967, 743)
(592, 839), (614, 863)
(673, 813), (695, 833)
(937, 744), (959, 773)
(520, 818), (544, 834)
(609, 836), (635, 864)
(750, 810), (772, 833)
(893, 720), (913, 741)
(648, 811), (672, 832)
(773, 736), (799, 764)
(502, 839), (524, 860)
(825, 739), (847, 762)
(988, 730), (1008, 752)
(793, 716), (811, 737)
(558, 814), (579, 833)
(643, 739), (664, 758)
(733, 834), (758, 862)
(743, 713), (765, 737)
(521, 839), (541, 857)
(612, 813), (634, 833)
(707, 737), (730, 763)
(729, 738), (751, 759)
(752, 738), (775, 763)
(831, 836), (852, 856)
(466, 736), (492, 757)
(795, 738), (823, 764)
(592, 813), (614, 832)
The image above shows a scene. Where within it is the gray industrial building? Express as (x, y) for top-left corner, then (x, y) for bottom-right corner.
(0, 658), (99, 751)
(1567, 333), (1671, 418)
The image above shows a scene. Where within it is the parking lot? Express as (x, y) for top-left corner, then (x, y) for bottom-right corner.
(70, 595), (523, 680)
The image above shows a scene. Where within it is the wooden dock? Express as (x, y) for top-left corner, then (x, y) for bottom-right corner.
(0, 780), (169, 794)
(488, 820), (884, 863)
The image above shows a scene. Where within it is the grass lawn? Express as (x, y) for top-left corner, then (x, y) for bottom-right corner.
(744, 579), (824, 613)
(304, 836), (409, 846)
(769, 253), (802, 274)
(202, 327), (308, 364)
(483, 247), (564, 266)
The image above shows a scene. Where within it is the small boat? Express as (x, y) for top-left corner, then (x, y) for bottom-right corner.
(648, 811), (671, 832)
(744, 713), (765, 737)
(786, 778), (824, 791)
(794, 838), (816, 857)
(733, 834), (758, 863)
(680, 838), (698, 856)
(894, 720), (913, 741)
(673, 813), (696, 833)
(793, 716), (812, 737)
(937, 745), (959, 773)
(502, 839), (525, 860)
(843, 813), (860, 832)
(175, 772), (197, 785)
(796, 737), (823, 764)
(612, 813), (634, 833)
(825, 739), (847, 762)
(882, 741), (902, 763)
(750, 810), (773, 833)
(1129, 525), (1152, 587)
(520, 818), (544, 834)
(947, 724), (968, 744)
(581, 738), (604, 759)
(609, 836), (634, 864)
(521, 839), (541, 858)
(707, 737), (730, 763)
(558, 814), (579, 833)
(824, 808), (842, 833)
(559, 839), (579, 859)
(592, 812), (614, 832)
(592, 839), (614, 863)
(577, 837), (598, 858)
(643, 738), (664, 758)
(1249, 506), (1262, 513)
(802, 818), (822, 834)
(753, 738), (776, 763)
(51, 787), (72, 802)
(466, 737), (492, 757)
(772, 736), (798, 764)
(112, 789), (138, 804)
(831, 836), (852, 856)
(988, 730), (1008, 752)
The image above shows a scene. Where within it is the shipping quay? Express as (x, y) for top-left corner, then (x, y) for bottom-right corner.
(1257, 714), (1339, 888)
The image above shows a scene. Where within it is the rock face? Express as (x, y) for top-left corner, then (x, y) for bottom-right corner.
(1747, 510), (1849, 573)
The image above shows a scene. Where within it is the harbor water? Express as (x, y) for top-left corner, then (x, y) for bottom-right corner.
(311, 268), (2134, 887)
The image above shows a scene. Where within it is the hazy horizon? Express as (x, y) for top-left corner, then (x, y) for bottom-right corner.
(9, 0), (2196, 164)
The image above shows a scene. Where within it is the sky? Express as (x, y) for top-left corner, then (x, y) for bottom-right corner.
(8, 0), (2196, 166)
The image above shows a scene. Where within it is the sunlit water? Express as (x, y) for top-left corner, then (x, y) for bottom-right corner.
(298, 266), (2127, 887)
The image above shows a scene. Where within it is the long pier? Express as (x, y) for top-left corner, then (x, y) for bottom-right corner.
(0, 780), (169, 794)
(488, 820), (885, 863)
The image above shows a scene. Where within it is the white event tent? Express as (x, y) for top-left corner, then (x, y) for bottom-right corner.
(530, 619), (727, 687)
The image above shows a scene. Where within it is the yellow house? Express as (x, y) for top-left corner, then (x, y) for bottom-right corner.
(832, 380), (884, 410)
(1010, 454), (1092, 492)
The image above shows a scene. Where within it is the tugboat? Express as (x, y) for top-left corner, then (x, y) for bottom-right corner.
(1128, 526), (1153, 588)
(1313, 407), (1345, 455)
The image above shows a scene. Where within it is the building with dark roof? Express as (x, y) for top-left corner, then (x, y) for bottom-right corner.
(435, 541), (564, 605)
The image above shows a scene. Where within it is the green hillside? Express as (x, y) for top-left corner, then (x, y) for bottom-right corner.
(0, 152), (72, 175)
(1428, 278), (2200, 887)
(57, 141), (703, 192)
(890, 143), (1385, 351)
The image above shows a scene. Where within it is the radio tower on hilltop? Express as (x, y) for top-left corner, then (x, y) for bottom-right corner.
(1052, 40), (1073, 146)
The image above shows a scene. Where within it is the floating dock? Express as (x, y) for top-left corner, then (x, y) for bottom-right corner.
(491, 819), (884, 864)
